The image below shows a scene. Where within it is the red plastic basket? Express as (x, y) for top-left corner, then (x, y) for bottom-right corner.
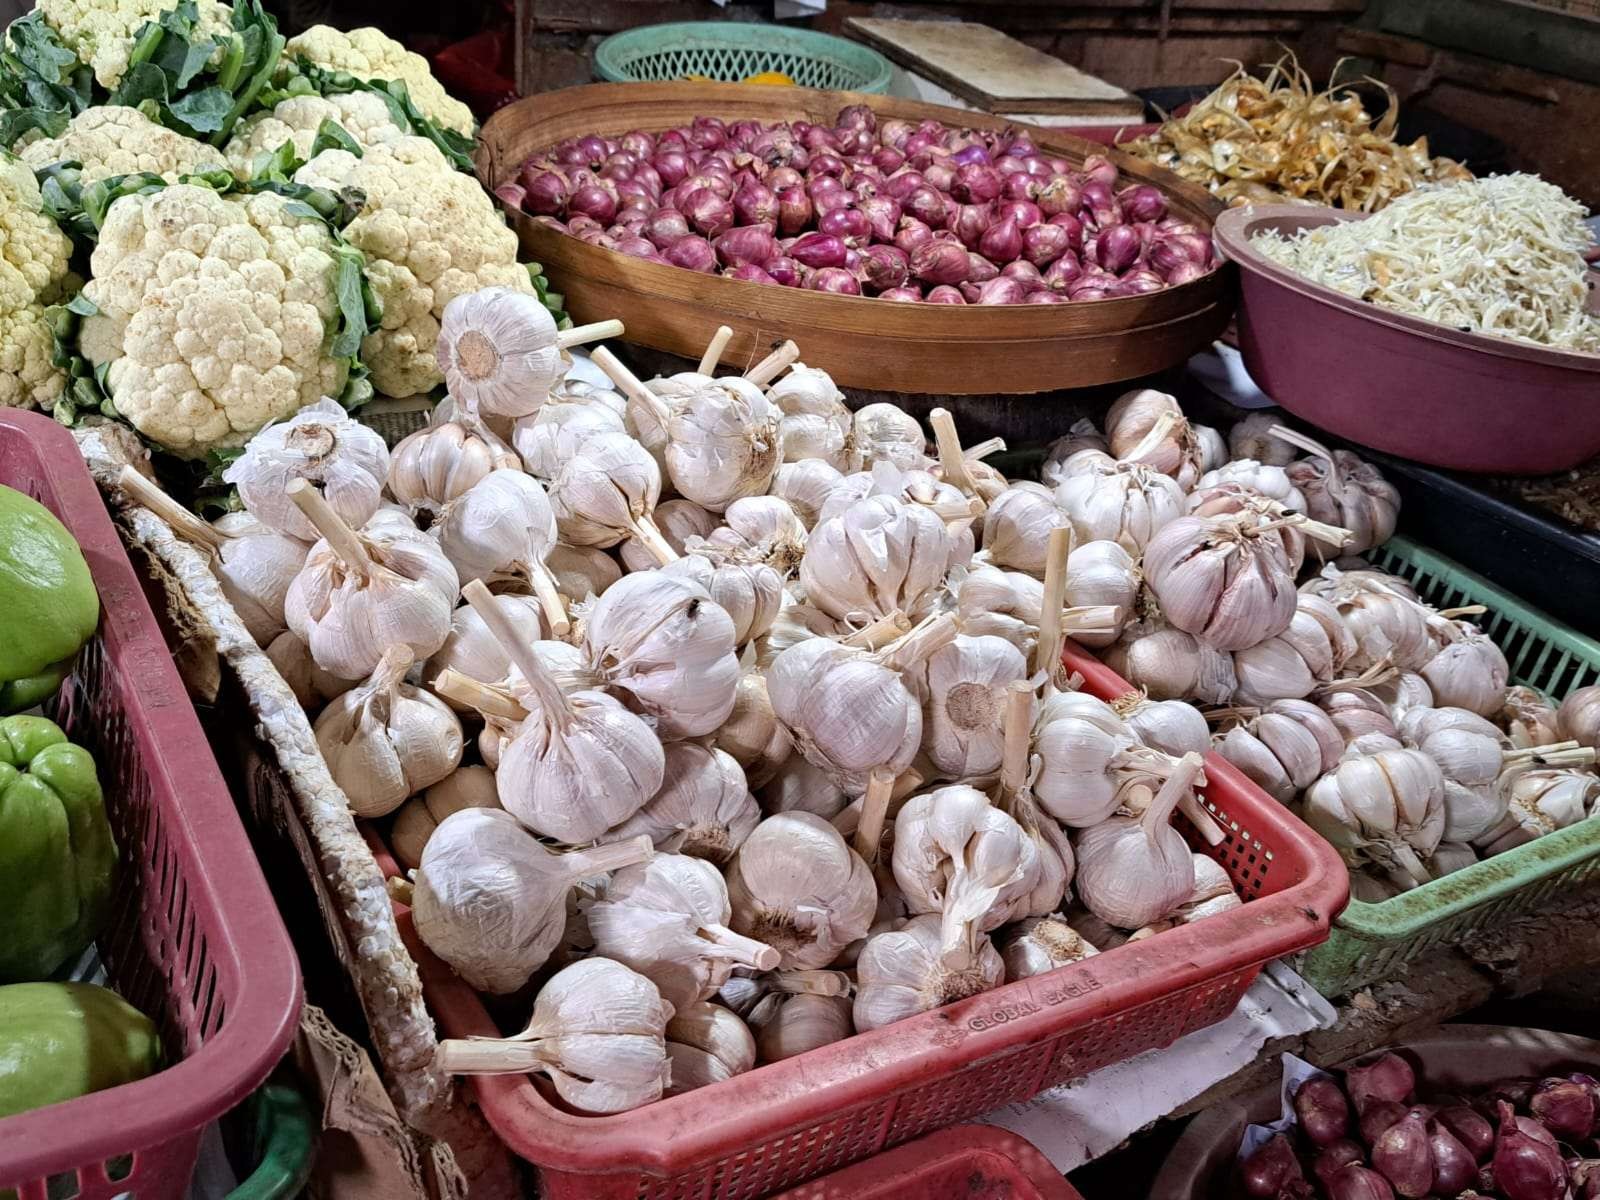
(370, 639), (1345, 1200)
(0, 412), (302, 1200)
(772, 1124), (1082, 1199)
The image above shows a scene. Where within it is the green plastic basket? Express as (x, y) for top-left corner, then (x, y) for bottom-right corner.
(1295, 535), (1600, 997)
(593, 22), (893, 94)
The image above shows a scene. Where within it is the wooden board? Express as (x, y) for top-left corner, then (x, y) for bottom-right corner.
(845, 17), (1145, 116)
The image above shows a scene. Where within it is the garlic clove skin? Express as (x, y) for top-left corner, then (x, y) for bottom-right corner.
(1002, 915), (1099, 983)
(726, 812), (877, 970)
(622, 499), (716, 574)
(750, 992), (853, 1062)
(1302, 565), (1434, 672)
(512, 400), (627, 482)
(388, 412), (520, 516)
(1228, 412), (1298, 468)
(1304, 748), (1446, 889)
(599, 743), (758, 865)
(1062, 540), (1139, 649)
(922, 635), (1028, 778)
(210, 512), (310, 646)
(1041, 419), (1110, 488)
(699, 495), (809, 576)
(1195, 459), (1305, 513)
(770, 460), (845, 531)
(436, 286), (563, 420)
(545, 543), (622, 604)
(391, 763), (502, 870)
(1032, 696), (1133, 827)
(757, 754), (848, 821)
(1106, 388), (1195, 481)
(716, 671), (793, 789)
(800, 493), (952, 625)
(1116, 694), (1212, 758)
(853, 403), (928, 472)
(664, 1002), (757, 1095)
(980, 483), (1072, 578)
(1232, 594), (1353, 706)
(1502, 685), (1561, 749)
(1428, 841), (1479, 878)
(264, 629), (358, 711)
(767, 363), (859, 473)
(853, 913), (1003, 1033)
(549, 431), (665, 550)
(1142, 515), (1298, 652)
(1103, 619), (1238, 705)
(434, 468), (558, 588)
(657, 376), (783, 511)
(1073, 754), (1202, 929)
(1497, 767), (1600, 841)
(424, 594), (546, 707)
(1053, 455), (1186, 555)
(225, 399), (391, 542)
(1420, 622), (1509, 717)
(1557, 685), (1600, 752)
(660, 552), (784, 647)
(1283, 442), (1399, 556)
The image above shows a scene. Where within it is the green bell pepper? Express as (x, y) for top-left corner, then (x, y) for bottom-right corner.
(0, 716), (117, 983)
(0, 981), (161, 1119)
(0, 483), (99, 712)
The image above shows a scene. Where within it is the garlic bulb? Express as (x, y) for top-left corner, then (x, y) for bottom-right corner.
(768, 615), (956, 788)
(853, 913), (1003, 1033)
(1319, 687), (1402, 751)
(1142, 515), (1299, 652)
(757, 754), (848, 821)
(1105, 389), (1202, 486)
(1061, 540), (1140, 649)
(1176, 854), (1242, 924)
(664, 1002), (757, 1095)
(582, 569), (741, 739)
(546, 543), (621, 603)
(391, 764), (501, 870)
(1558, 686), (1600, 752)
(1497, 767), (1600, 843)
(1114, 692), (1211, 757)
(314, 646), (463, 817)
(767, 363), (857, 472)
(1103, 617), (1238, 705)
(1041, 418), (1109, 488)
(1302, 566), (1435, 672)
(1275, 427), (1400, 556)
(1429, 842), (1479, 878)
(1032, 690), (1137, 826)
(1195, 424), (1228, 472)
(921, 635), (1028, 777)
(1215, 705), (1340, 804)
(414, 809), (653, 992)
(588, 853), (779, 1010)
(225, 399), (391, 542)
(283, 483), (458, 680)
(1503, 685), (1562, 749)
(1075, 753), (1204, 928)
(1398, 706), (1510, 843)
(1420, 622), (1509, 717)
(660, 552), (783, 646)
(892, 785), (1040, 954)
(434, 957), (671, 1114)
(622, 498), (716, 573)
(1228, 412), (1298, 467)
(1194, 460), (1305, 513)
(1372, 671), (1435, 720)
(715, 672), (793, 789)
(434, 468), (568, 636)
(388, 411), (520, 516)
(424, 594), (546, 707)
(511, 398), (627, 481)
(1304, 749), (1445, 888)
(726, 812), (877, 969)
(800, 493), (951, 625)
(749, 991), (853, 1062)
(1232, 594), (1355, 705)
(1053, 452), (1186, 554)
(853, 403), (927, 471)
(770, 460), (845, 530)
(549, 430), (675, 561)
(699, 495), (809, 575)
(264, 630), (357, 709)
(981, 483), (1072, 578)
(1002, 915), (1099, 982)
(601, 743), (758, 864)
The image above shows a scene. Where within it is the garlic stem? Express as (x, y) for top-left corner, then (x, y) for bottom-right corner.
(591, 346), (671, 431)
(1000, 680), (1033, 799)
(118, 465), (226, 552)
(561, 834), (656, 884)
(461, 578), (572, 728)
(1122, 409), (1179, 465)
(627, 515), (680, 565)
(929, 408), (983, 508)
(697, 325), (734, 376)
(1508, 742), (1596, 768)
(745, 340), (799, 388)
(286, 479), (373, 580)
(770, 969), (851, 997)
(698, 923), (783, 970)
(1277, 511), (1354, 549)
(431, 668), (527, 721)
(842, 611), (911, 650)
(891, 757), (934, 803)
(852, 766), (896, 864)
(1143, 751), (1204, 839)
(1034, 525), (1074, 685)
(963, 437), (1006, 462)
(1268, 424), (1344, 490)
(1061, 605), (1120, 637)
(435, 1039), (548, 1074)
(1203, 705), (1262, 725)
(555, 319), (625, 350)
(1437, 604), (1488, 620)
(526, 560), (572, 637)
(877, 612), (960, 675)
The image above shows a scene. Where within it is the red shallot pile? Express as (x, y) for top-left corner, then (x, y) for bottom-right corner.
(1241, 1052), (1600, 1200)
(501, 104), (1217, 305)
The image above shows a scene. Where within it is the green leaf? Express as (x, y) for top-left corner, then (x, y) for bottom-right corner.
(328, 245), (369, 360)
(309, 118), (361, 160)
(4, 13), (77, 85)
(155, 31), (218, 90)
(0, 106), (67, 147)
(79, 172), (167, 231)
(168, 84), (232, 134)
(251, 137), (301, 184)
(109, 61), (170, 109)
(65, 293), (98, 317)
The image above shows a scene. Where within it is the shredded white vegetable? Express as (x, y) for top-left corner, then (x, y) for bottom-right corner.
(1253, 174), (1600, 354)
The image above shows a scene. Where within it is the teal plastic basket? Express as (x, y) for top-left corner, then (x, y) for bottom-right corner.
(1294, 534), (1600, 997)
(593, 22), (893, 94)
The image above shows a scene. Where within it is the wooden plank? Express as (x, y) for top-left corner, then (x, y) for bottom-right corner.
(846, 17), (1144, 115)
(1336, 28), (1564, 103)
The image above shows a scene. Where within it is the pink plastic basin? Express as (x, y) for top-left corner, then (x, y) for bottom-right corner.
(1214, 204), (1600, 475)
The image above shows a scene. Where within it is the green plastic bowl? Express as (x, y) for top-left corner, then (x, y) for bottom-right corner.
(593, 22), (893, 94)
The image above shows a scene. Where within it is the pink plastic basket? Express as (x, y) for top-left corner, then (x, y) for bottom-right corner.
(370, 636), (1346, 1200)
(0, 411), (302, 1200)
(772, 1125), (1083, 1199)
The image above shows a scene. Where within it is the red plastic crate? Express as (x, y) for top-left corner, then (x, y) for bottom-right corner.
(370, 638), (1346, 1200)
(773, 1125), (1082, 1199)
(0, 412), (302, 1200)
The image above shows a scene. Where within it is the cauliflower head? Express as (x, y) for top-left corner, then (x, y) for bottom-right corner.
(79, 183), (348, 453)
(20, 106), (228, 184)
(294, 137), (533, 398)
(285, 26), (474, 138)
(0, 157), (75, 410)
(36, 0), (233, 89)
(222, 92), (406, 178)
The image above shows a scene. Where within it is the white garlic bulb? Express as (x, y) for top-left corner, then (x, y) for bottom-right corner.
(1304, 748), (1445, 888)
(414, 809), (653, 993)
(800, 493), (951, 625)
(314, 646), (463, 817)
(769, 459), (845, 530)
(664, 1002), (757, 1095)
(660, 552), (783, 646)
(512, 398), (627, 482)
(1215, 706), (1339, 804)
(853, 913), (1003, 1033)
(1503, 685), (1561, 749)
(1301, 566), (1435, 672)
(1232, 594), (1355, 705)
(1276, 427), (1400, 556)
(622, 498), (716, 574)
(1074, 753), (1204, 928)
(921, 635), (1028, 778)
(264, 630), (357, 709)
(698, 494), (809, 575)
(582, 570), (741, 739)
(1420, 622), (1509, 717)
(433, 468), (568, 635)
(1195, 460), (1305, 513)
(424, 594), (546, 707)
(283, 483), (459, 680)
(1556, 686), (1600, 754)
(1061, 540), (1140, 649)
(1228, 412), (1298, 468)
(601, 743), (758, 864)
(1032, 691), (1137, 826)
(757, 754), (848, 821)
(1105, 389), (1201, 485)
(1319, 687), (1402, 751)
(588, 853), (779, 1011)
(1041, 419), (1109, 488)
(387, 410), (520, 516)
(1497, 767), (1600, 843)
(549, 430), (674, 560)
(1195, 424), (1228, 472)
(750, 991), (853, 1062)
(726, 812), (877, 970)
(1053, 452), (1186, 554)
(1398, 706), (1510, 843)
(391, 764), (501, 870)
(816, 462), (973, 529)
(1002, 915), (1099, 982)
(853, 402), (927, 471)
(981, 483), (1072, 578)
(1114, 692), (1211, 758)
(1142, 515), (1298, 652)
(546, 543), (621, 603)
(1103, 618), (1238, 705)
(1429, 842), (1479, 878)
(715, 672), (793, 789)
(767, 363), (857, 472)
(225, 399), (391, 542)
(434, 957), (672, 1114)
(1172, 854), (1242, 925)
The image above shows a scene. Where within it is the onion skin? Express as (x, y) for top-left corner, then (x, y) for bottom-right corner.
(1360, 1101), (1408, 1146)
(1347, 1054), (1416, 1116)
(879, 286), (922, 302)
(1312, 1140), (1367, 1191)
(733, 177), (779, 228)
(910, 239), (971, 286)
(1493, 1100), (1566, 1200)
(978, 215), (1023, 264)
(714, 226), (779, 267)
(971, 277), (1027, 305)
(1437, 1105), (1495, 1163)
(1428, 1119), (1476, 1194)
(1295, 1077), (1353, 1147)
(1240, 1134), (1308, 1199)
(1023, 222), (1072, 267)
(858, 244), (910, 292)
(1372, 1111), (1432, 1198)
(1118, 183), (1168, 223)
(664, 234), (718, 273)
(819, 205), (869, 243)
(1024, 290), (1066, 304)
(894, 217), (934, 256)
(952, 162), (1003, 204)
(644, 207), (692, 250)
(1530, 1077), (1596, 1140)
(789, 232), (849, 270)
(1328, 1165), (1396, 1200)
(1001, 260), (1043, 288)
(726, 263), (777, 285)
(763, 255), (806, 288)
(808, 267), (861, 295)
(494, 182), (526, 210)
(952, 203), (993, 250)
(925, 285), (966, 304)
